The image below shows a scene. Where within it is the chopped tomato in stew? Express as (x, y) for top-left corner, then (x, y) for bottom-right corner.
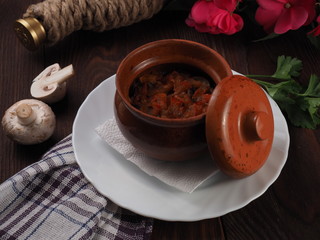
(131, 70), (213, 119)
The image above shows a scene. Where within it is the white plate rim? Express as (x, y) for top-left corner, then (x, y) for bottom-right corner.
(72, 73), (290, 221)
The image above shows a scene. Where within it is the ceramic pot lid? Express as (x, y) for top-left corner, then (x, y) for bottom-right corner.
(206, 75), (274, 178)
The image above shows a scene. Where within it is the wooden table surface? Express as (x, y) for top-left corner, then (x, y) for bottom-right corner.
(1, 1), (320, 239)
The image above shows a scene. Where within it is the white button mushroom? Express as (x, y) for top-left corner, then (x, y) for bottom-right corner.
(30, 63), (74, 104)
(1, 99), (56, 145)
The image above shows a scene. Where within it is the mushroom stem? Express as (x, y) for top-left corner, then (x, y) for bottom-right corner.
(16, 103), (37, 125)
(42, 64), (74, 90)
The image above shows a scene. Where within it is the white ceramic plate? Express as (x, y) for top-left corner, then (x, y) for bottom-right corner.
(72, 73), (290, 221)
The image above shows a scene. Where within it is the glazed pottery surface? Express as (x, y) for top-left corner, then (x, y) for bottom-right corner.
(206, 75), (274, 178)
(114, 39), (232, 161)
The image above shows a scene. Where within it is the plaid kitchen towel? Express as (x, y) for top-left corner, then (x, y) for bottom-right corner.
(0, 135), (153, 240)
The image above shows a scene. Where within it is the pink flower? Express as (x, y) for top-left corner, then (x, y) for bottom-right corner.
(308, 16), (320, 36)
(186, 0), (244, 35)
(255, 0), (316, 34)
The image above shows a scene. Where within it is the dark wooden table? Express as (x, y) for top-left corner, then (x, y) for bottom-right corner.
(1, 1), (320, 239)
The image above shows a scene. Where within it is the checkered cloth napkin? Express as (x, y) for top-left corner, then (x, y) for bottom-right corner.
(0, 135), (153, 240)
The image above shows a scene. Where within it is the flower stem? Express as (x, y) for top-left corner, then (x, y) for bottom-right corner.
(245, 74), (272, 78)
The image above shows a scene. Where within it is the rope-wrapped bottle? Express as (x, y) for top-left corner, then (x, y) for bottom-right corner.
(14, 0), (167, 51)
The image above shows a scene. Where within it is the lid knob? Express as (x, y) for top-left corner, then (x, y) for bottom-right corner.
(245, 111), (270, 141)
(13, 18), (46, 51)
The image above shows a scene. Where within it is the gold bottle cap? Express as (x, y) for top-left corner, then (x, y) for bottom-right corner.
(14, 18), (46, 51)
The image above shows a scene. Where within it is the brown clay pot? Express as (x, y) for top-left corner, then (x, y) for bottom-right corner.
(114, 39), (232, 161)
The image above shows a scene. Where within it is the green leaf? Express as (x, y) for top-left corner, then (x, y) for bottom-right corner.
(294, 96), (320, 129)
(298, 74), (320, 97)
(252, 78), (301, 99)
(308, 34), (320, 50)
(253, 33), (280, 42)
(250, 78), (273, 91)
(283, 103), (318, 129)
(247, 56), (320, 129)
(307, 98), (320, 125)
(272, 55), (302, 80)
(269, 80), (301, 98)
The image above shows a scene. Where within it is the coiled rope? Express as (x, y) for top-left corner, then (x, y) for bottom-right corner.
(23, 0), (166, 45)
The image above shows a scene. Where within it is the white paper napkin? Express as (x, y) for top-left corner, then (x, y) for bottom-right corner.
(95, 118), (218, 193)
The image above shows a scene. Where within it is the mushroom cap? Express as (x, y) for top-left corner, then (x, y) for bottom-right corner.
(1, 99), (56, 145)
